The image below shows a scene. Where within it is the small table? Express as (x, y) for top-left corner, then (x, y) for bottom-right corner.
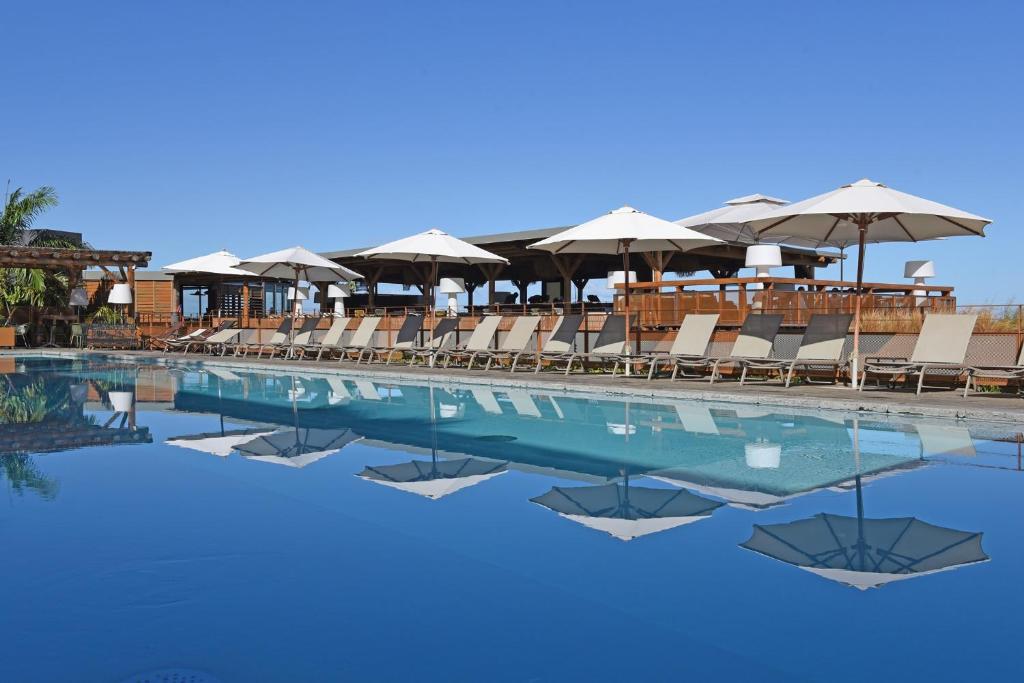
(40, 314), (79, 348)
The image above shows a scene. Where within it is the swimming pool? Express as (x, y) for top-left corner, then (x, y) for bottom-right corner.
(2, 355), (1021, 682)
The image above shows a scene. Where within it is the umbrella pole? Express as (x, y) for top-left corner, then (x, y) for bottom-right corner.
(291, 267), (301, 345)
(429, 257), (438, 342)
(622, 239), (634, 374)
(851, 220), (868, 388)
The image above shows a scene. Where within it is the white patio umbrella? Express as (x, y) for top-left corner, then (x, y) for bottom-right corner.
(355, 228), (508, 333)
(746, 179), (991, 383)
(238, 246), (363, 340)
(236, 427), (362, 468)
(162, 249), (253, 276)
(675, 194), (792, 244)
(528, 206), (724, 352)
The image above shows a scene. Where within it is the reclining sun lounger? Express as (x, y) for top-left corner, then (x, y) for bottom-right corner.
(471, 316), (541, 372)
(161, 327), (209, 352)
(437, 315), (503, 369)
(552, 315), (629, 375)
(406, 317), (460, 367)
(707, 314), (784, 384)
(363, 315), (423, 365)
(282, 317), (324, 360)
(293, 317), (350, 361)
(225, 317), (292, 358)
(336, 316), (381, 363)
(638, 313), (719, 380)
(737, 313), (852, 387)
(529, 314), (585, 374)
(963, 341), (1024, 398)
(860, 313), (977, 395)
(192, 326), (243, 356)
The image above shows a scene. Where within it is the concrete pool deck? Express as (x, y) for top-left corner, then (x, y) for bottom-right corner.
(9, 349), (1024, 426)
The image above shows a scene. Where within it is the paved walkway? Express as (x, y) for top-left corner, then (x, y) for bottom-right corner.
(11, 349), (1024, 425)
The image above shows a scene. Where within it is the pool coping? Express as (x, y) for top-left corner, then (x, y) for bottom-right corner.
(9, 349), (1024, 428)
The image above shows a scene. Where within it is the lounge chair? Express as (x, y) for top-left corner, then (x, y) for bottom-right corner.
(472, 316), (541, 372)
(529, 314), (584, 373)
(707, 314), (784, 383)
(337, 316), (381, 363)
(963, 341), (1024, 398)
(160, 327), (209, 352)
(736, 314), (852, 387)
(293, 317), (350, 361)
(436, 315), (503, 369)
(191, 326), (243, 355)
(637, 313), (719, 380)
(363, 315), (423, 365)
(283, 317), (324, 359)
(225, 317), (292, 358)
(859, 313), (977, 394)
(552, 315), (629, 375)
(147, 322), (186, 351)
(406, 317), (460, 367)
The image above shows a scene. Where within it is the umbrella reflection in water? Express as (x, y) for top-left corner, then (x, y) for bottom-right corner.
(741, 418), (989, 589)
(531, 474), (723, 541)
(358, 457), (508, 500)
(236, 427), (362, 468)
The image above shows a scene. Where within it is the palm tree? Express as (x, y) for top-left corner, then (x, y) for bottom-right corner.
(1, 182), (59, 245)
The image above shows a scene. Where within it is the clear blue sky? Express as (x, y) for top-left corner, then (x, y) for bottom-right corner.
(5, 0), (1021, 302)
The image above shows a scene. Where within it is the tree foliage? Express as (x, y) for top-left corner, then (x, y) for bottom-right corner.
(1, 183), (59, 245)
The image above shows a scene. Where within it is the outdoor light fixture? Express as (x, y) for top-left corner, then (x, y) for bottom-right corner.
(69, 286), (89, 307)
(745, 244), (782, 278)
(326, 282), (350, 316)
(108, 391), (135, 413)
(745, 441), (781, 469)
(107, 283), (133, 304)
(904, 260), (936, 298)
(606, 271), (637, 289)
(438, 277), (465, 316)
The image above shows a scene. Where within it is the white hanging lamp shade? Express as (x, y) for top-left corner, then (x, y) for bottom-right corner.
(904, 260), (936, 280)
(287, 286), (309, 301)
(606, 271), (637, 289)
(108, 391), (135, 413)
(745, 245), (782, 277)
(326, 283), (350, 298)
(107, 283), (133, 304)
(69, 287), (89, 307)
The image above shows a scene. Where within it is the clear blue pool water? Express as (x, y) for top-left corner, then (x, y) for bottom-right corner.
(1, 355), (1022, 682)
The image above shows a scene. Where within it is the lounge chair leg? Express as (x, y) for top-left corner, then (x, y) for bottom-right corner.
(785, 362), (795, 388)
(709, 360), (721, 384)
(739, 365), (748, 385)
(963, 374), (972, 399)
(917, 365), (928, 396)
(647, 360), (657, 381)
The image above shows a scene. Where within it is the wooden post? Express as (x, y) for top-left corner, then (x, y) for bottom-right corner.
(126, 265), (136, 321)
(241, 280), (250, 328)
(550, 254), (584, 311)
(477, 263), (505, 309)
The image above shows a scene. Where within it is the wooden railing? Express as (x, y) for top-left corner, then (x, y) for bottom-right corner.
(618, 277), (956, 328)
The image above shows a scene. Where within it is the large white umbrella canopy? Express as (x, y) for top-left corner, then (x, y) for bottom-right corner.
(356, 228), (508, 328)
(236, 427), (362, 468)
(162, 249), (254, 276)
(238, 246), (363, 339)
(675, 194), (794, 245)
(238, 245), (363, 282)
(528, 206), (724, 351)
(745, 179), (992, 384)
(355, 228), (508, 265)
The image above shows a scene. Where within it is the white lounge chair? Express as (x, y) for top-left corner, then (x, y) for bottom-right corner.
(860, 313), (977, 395)
(406, 317), (461, 367)
(363, 315), (423, 365)
(638, 313), (719, 380)
(472, 316), (541, 372)
(337, 316), (381, 363)
(529, 314), (585, 373)
(437, 316), (503, 369)
(293, 317), (351, 360)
